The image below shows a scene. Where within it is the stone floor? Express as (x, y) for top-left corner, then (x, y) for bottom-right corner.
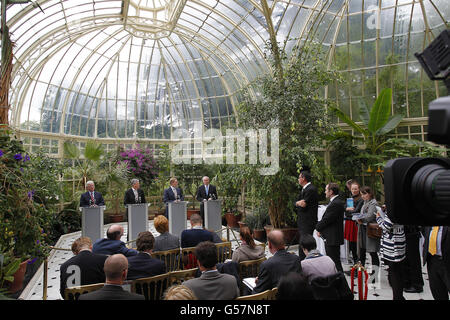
(19, 221), (434, 300)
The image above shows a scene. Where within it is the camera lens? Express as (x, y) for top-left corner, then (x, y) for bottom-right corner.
(411, 163), (450, 220)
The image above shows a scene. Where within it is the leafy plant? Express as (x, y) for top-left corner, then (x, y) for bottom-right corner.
(0, 249), (20, 300)
(118, 145), (158, 189)
(245, 206), (270, 230)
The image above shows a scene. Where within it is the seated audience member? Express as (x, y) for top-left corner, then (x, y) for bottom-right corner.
(79, 254), (144, 300)
(183, 241), (239, 300)
(164, 285), (197, 300)
(153, 215), (180, 252)
(92, 224), (138, 257)
(181, 214), (214, 248)
(59, 237), (107, 299)
(252, 229), (302, 294)
(300, 234), (337, 283)
(276, 272), (315, 300)
(126, 231), (166, 280)
(232, 226), (265, 263)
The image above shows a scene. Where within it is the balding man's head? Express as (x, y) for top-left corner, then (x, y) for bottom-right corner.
(267, 229), (285, 252)
(104, 254), (128, 283)
(107, 224), (123, 240)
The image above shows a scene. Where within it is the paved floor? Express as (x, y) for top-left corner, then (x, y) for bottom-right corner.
(19, 221), (434, 300)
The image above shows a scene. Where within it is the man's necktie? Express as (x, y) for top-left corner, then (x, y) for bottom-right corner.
(206, 185), (209, 196)
(429, 226), (439, 255)
(90, 192), (94, 203)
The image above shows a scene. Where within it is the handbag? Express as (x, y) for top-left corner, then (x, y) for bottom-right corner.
(367, 222), (382, 239)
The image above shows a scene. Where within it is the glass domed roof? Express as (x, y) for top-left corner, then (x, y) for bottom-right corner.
(4, 0), (449, 142)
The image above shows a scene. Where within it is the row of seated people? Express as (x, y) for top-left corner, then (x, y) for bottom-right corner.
(60, 218), (351, 299)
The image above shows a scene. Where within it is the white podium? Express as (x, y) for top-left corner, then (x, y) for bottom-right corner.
(80, 206), (105, 242)
(127, 203), (150, 245)
(204, 199), (222, 236)
(168, 201), (188, 238)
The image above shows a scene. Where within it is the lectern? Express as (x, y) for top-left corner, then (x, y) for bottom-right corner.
(204, 199), (222, 237)
(127, 203), (150, 245)
(168, 201), (188, 238)
(80, 206), (105, 242)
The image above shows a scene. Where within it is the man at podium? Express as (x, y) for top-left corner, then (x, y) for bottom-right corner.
(80, 181), (105, 207)
(163, 177), (184, 218)
(124, 178), (146, 218)
(196, 176), (218, 223)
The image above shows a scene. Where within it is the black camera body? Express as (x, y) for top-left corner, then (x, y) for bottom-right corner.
(385, 29), (450, 226)
(385, 157), (450, 226)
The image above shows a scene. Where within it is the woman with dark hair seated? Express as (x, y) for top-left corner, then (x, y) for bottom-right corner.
(276, 272), (315, 300)
(231, 226), (265, 263)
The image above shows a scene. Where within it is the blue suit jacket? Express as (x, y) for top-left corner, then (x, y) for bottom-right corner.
(126, 252), (166, 280)
(92, 238), (138, 257)
(180, 228), (214, 248)
(163, 187), (184, 217)
(80, 191), (105, 207)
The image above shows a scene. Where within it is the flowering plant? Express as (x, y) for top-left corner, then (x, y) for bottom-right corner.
(0, 131), (53, 261)
(118, 145), (158, 187)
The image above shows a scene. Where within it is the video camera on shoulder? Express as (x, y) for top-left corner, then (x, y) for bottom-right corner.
(385, 29), (450, 226)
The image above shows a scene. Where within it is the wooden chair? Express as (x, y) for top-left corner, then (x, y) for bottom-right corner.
(152, 248), (182, 272)
(215, 241), (232, 263)
(168, 268), (198, 286)
(238, 257), (266, 295)
(235, 288), (274, 300)
(130, 273), (170, 300)
(181, 246), (197, 269)
(269, 287), (278, 300)
(64, 283), (104, 300)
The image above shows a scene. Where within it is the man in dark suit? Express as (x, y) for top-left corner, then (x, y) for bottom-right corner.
(315, 183), (345, 272)
(59, 237), (107, 299)
(252, 229), (302, 294)
(295, 171), (319, 260)
(126, 231), (166, 280)
(181, 213), (214, 248)
(123, 178), (146, 217)
(163, 177), (184, 218)
(196, 176), (218, 223)
(79, 180), (105, 207)
(92, 224), (138, 257)
(182, 241), (239, 300)
(421, 226), (450, 300)
(78, 254), (144, 300)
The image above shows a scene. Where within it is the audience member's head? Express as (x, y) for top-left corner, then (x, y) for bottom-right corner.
(164, 285), (197, 300)
(350, 182), (361, 198)
(267, 229), (285, 254)
(361, 186), (374, 200)
(190, 213), (203, 227)
(71, 237), (92, 255)
(154, 215), (169, 234)
(277, 272), (315, 300)
(346, 179), (357, 191)
(136, 231), (155, 253)
(239, 226), (256, 248)
(300, 234), (317, 255)
(194, 241), (217, 270)
(104, 254), (128, 284)
(325, 182), (339, 199)
(106, 224), (123, 240)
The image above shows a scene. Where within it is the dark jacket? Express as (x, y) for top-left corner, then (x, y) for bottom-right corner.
(315, 197), (345, 246)
(59, 250), (107, 299)
(196, 184), (218, 202)
(344, 196), (363, 220)
(180, 228), (214, 248)
(253, 249), (302, 294)
(126, 252), (166, 280)
(296, 184), (319, 234)
(422, 226), (450, 275)
(124, 188), (146, 206)
(80, 191), (105, 207)
(163, 187), (184, 217)
(78, 284), (145, 300)
(92, 238), (138, 257)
